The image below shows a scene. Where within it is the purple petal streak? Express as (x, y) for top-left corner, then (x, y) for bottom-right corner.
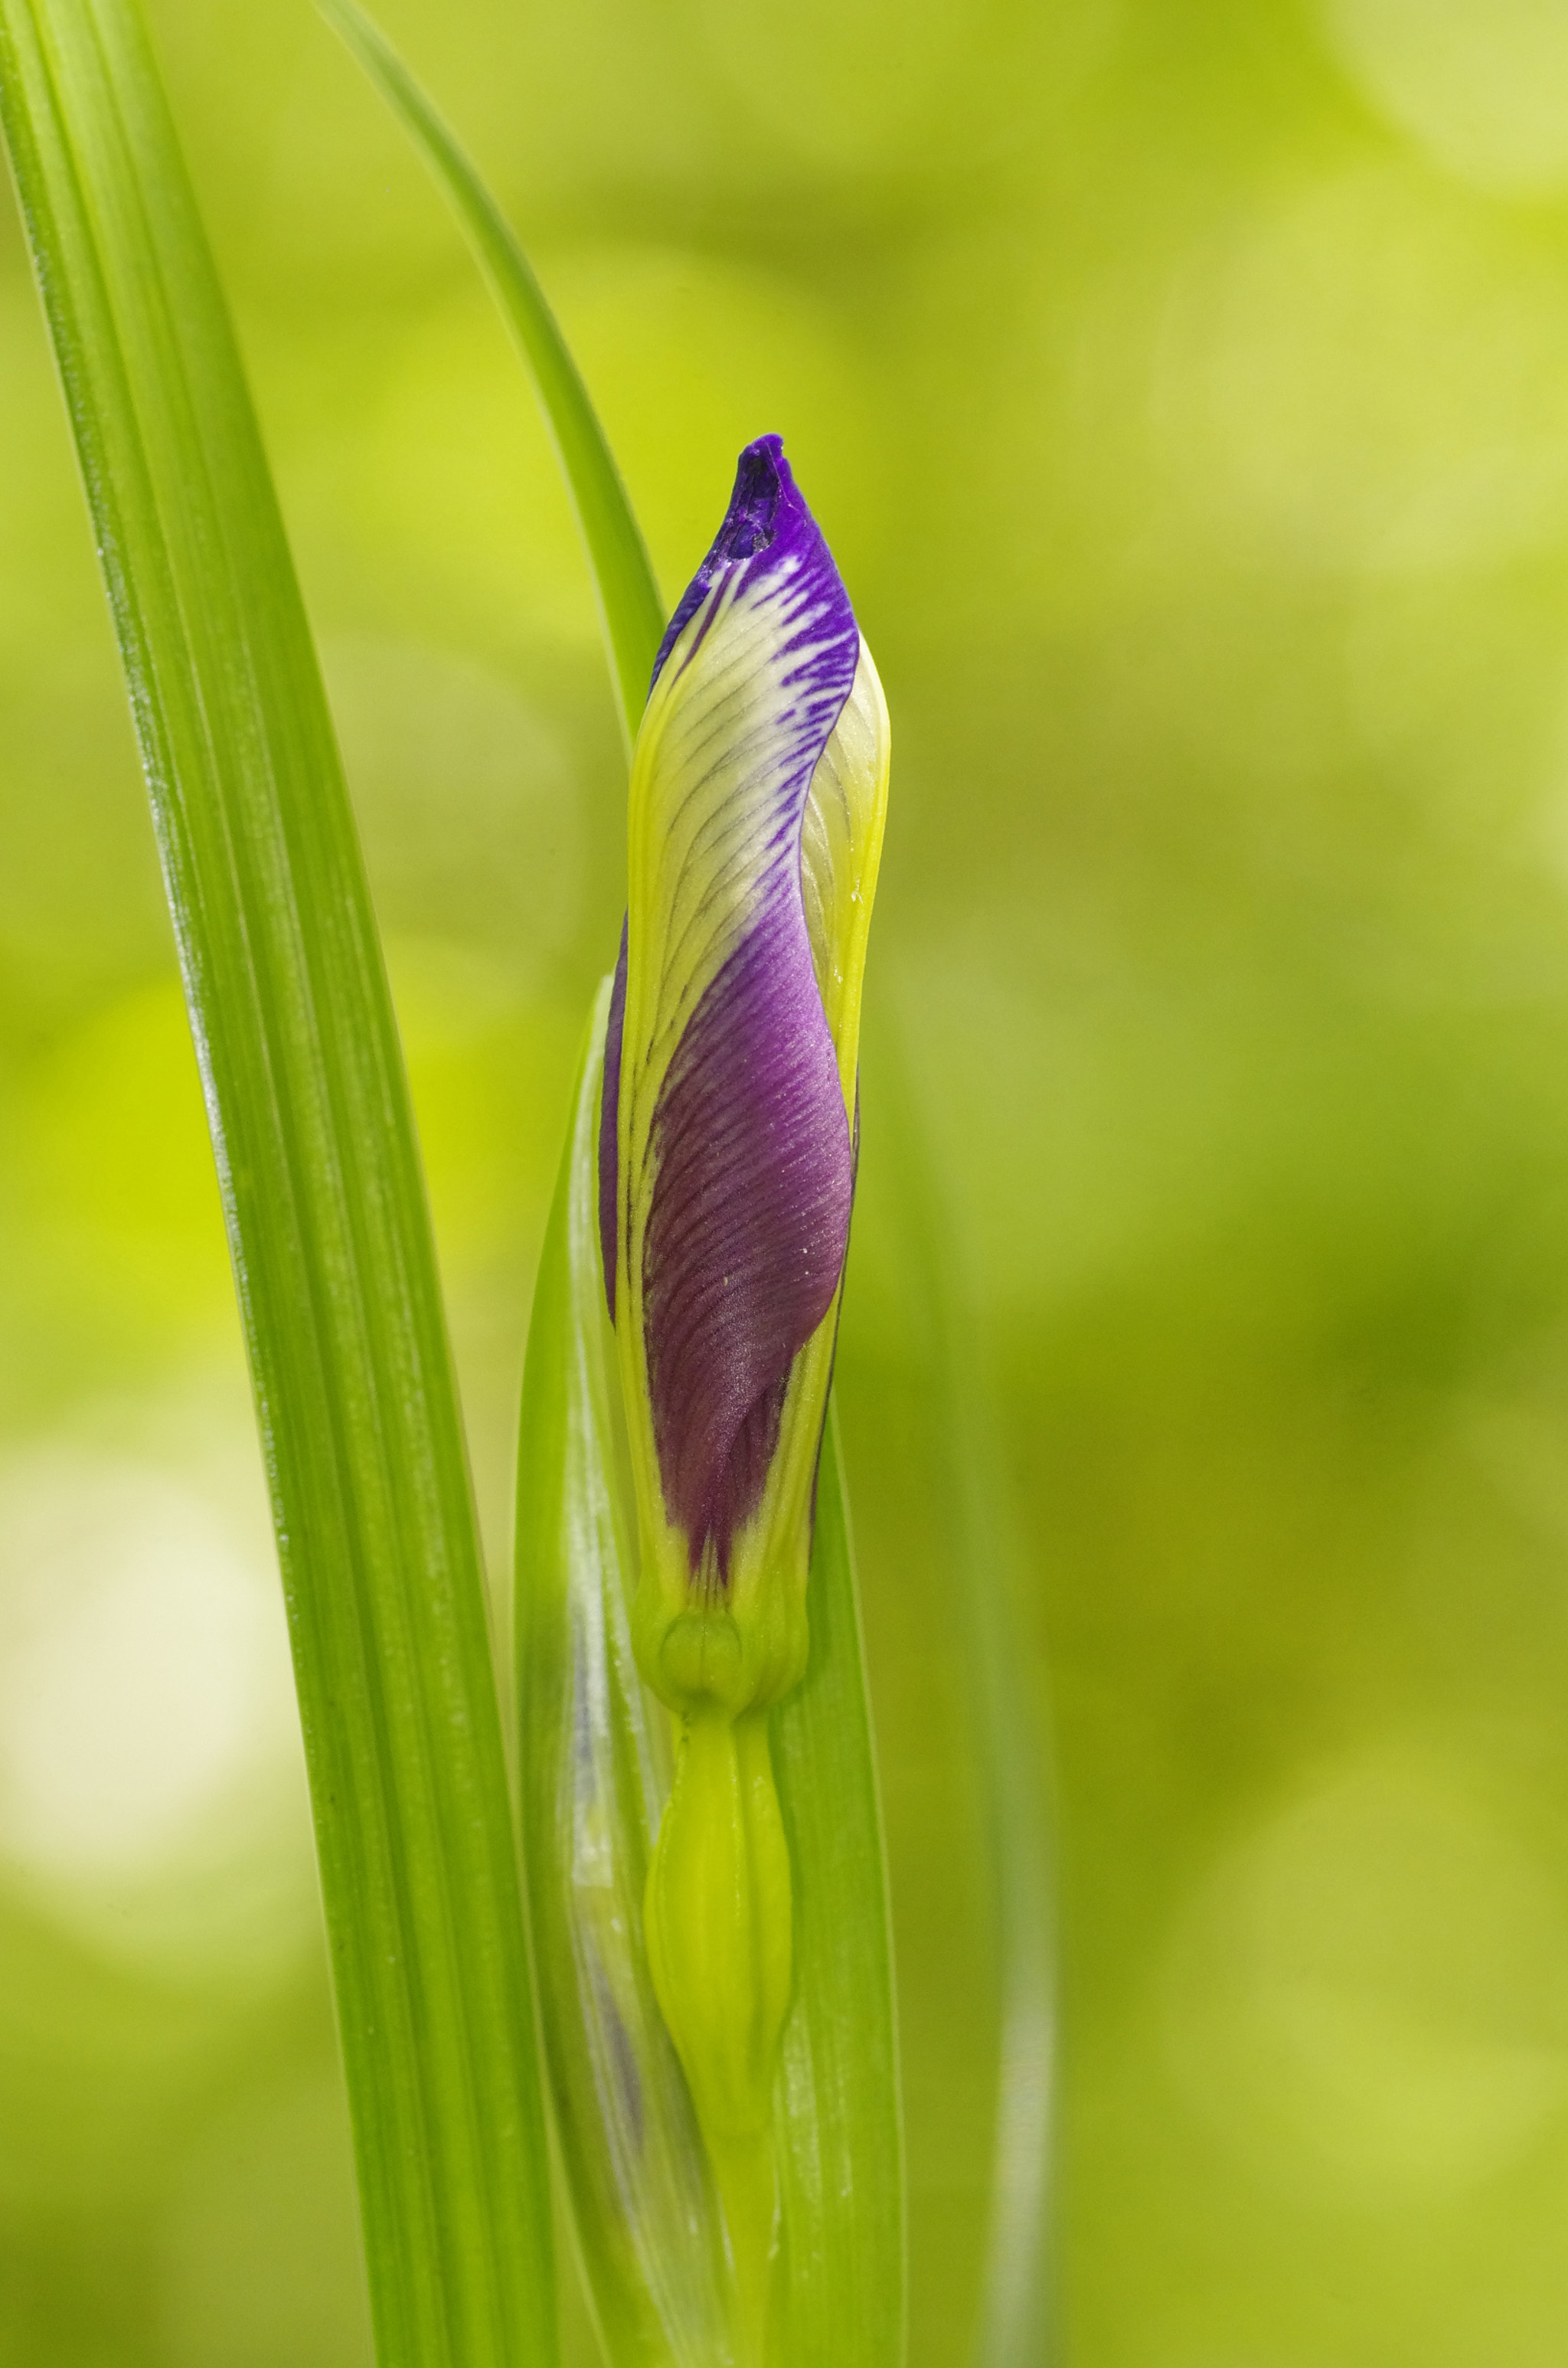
(599, 919), (627, 1320)
(646, 903), (852, 1579)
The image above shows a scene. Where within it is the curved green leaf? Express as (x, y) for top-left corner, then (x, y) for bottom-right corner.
(0, 6), (554, 2363)
(866, 1028), (1057, 2368)
(516, 982), (733, 2368)
(319, 0), (665, 760)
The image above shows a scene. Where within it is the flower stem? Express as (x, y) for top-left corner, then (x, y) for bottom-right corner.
(643, 1703), (792, 2359)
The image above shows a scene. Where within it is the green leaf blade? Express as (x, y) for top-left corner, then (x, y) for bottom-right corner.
(319, 0), (666, 760)
(0, 6), (555, 2364)
(863, 1032), (1057, 2368)
(772, 1411), (907, 2368)
(516, 984), (733, 2368)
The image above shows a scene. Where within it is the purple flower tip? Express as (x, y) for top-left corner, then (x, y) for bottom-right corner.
(649, 434), (805, 691)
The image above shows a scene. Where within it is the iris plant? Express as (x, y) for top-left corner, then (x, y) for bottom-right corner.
(0, 0), (1047, 2362)
(592, 431), (889, 2337)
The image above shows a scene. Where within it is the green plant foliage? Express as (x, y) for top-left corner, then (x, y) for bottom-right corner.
(319, 0), (666, 757)
(769, 1412), (906, 2368)
(335, 14), (908, 2357)
(865, 1038), (1055, 2368)
(13, 0), (1568, 2360)
(0, 5), (554, 2364)
(515, 985), (734, 2367)
(518, 987), (904, 2366)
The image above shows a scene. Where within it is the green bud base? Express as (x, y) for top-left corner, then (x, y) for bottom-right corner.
(644, 1704), (793, 2362)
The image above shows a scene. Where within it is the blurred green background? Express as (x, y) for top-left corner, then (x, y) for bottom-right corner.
(8, 0), (1568, 2359)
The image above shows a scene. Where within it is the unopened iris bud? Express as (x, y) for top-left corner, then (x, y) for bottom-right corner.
(599, 431), (889, 1719)
(596, 432), (889, 2344)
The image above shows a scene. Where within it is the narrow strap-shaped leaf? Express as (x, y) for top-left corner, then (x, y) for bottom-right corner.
(868, 1029), (1057, 2368)
(0, 8), (555, 2365)
(318, 0), (665, 758)
(771, 1411), (906, 2368)
(952, 1402), (1055, 2368)
(516, 981), (733, 2368)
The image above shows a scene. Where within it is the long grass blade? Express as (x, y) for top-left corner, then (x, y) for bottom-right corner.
(868, 1028), (1057, 2368)
(0, 6), (555, 2363)
(950, 1376), (1055, 2368)
(318, 0), (665, 759)
(771, 1409), (906, 2367)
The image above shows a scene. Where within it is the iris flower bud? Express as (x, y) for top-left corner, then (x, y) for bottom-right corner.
(597, 433), (889, 2341)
